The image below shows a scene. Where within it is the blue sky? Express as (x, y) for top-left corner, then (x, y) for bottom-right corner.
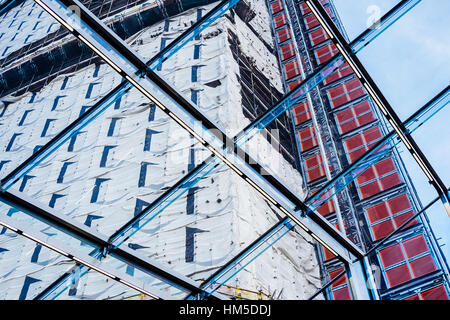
(333, 0), (450, 260)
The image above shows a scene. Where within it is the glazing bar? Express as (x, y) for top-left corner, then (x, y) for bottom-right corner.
(350, 0), (422, 53)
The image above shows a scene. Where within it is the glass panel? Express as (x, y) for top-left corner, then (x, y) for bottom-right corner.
(0, 201), (98, 257)
(207, 224), (323, 300)
(0, 0), (65, 69)
(356, 0), (450, 121)
(0, 16), (122, 182)
(0, 218), (77, 300)
(53, 267), (145, 300)
(151, 1), (286, 138)
(6, 83), (212, 237)
(119, 166), (290, 285)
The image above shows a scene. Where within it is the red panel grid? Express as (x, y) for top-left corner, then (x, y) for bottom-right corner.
(305, 153), (325, 182)
(314, 42), (338, 65)
(309, 27), (329, 46)
(343, 126), (383, 163)
(284, 60), (301, 80)
(365, 194), (417, 241)
(327, 78), (365, 109)
(356, 158), (402, 200)
(277, 27), (291, 43)
(335, 100), (375, 134)
(379, 234), (437, 288)
(271, 1), (284, 14)
(298, 127), (318, 152)
(293, 101), (311, 125)
(324, 62), (353, 85)
(274, 13), (287, 28)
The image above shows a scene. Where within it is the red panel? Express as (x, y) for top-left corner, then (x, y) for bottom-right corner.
(300, 2), (311, 15)
(309, 27), (329, 46)
(332, 287), (351, 300)
(380, 173), (401, 190)
(289, 80), (302, 92)
(324, 63), (352, 85)
(363, 127), (382, 145)
(386, 264), (412, 287)
(314, 43), (338, 65)
(409, 255), (437, 278)
(403, 235), (429, 259)
(387, 194), (411, 214)
(336, 108), (353, 123)
(299, 127), (317, 151)
(421, 285), (449, 300)
(277, 28), (291, 43)
(371, 220), (395, 241)
(360, 181), (381, 199)
(308, 167), (324, 181)
(345, 79), (365, 101)
(339, 120), (357, 134)
(317, 199), (335, 216)
(379, 244), (404, 268)
(271, 1), (284, 14)
(393, 211), (417, 229)
(293, 102), (311, 125)
(284, 60), (300, 80)
(375, 158), (396, 176)
(356, 167), (376, 184)
(280, 42), (295, 60)
(323, 246), (336, 261)
(354, 100), (371, 114)
(345, 135), (364, 151)
(274, 13), (287, 28)
(304, 14), (319, 29)
(366, 203), (389, 223)
(305, 155), (320, 168)
(329, 268), (346, 288)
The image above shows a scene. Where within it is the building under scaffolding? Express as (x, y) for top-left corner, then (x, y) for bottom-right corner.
(0, 0), (448, 300)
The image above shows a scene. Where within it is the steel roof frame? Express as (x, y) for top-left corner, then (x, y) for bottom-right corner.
(0, 0), (445, 300)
